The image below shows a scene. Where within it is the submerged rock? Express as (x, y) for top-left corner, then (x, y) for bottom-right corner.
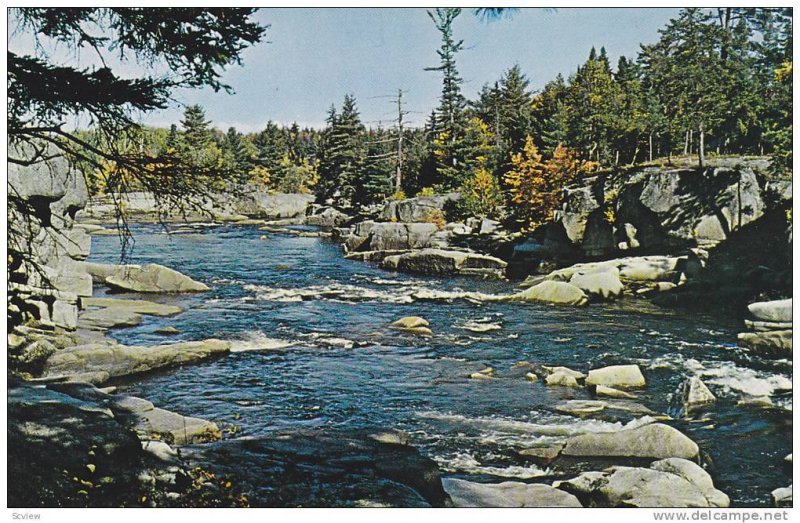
(555, 458), (729, 507)
(442, 478), (582, 508)
(83, 297), (182, 316)
(585, 365), (646, 389)
(561, 422), (699, 460)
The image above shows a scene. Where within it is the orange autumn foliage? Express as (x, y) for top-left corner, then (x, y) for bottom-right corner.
(504, 136), (597, 229)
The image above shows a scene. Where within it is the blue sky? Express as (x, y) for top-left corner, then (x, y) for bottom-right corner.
(12, 7), (683, 132)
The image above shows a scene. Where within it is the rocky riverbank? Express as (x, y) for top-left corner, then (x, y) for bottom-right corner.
(8, 153), (791, 507)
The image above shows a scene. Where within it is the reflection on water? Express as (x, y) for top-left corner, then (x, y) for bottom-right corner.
(91, 224), (792, 507)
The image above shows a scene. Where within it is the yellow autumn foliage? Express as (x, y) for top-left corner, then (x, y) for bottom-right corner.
(504, 136), (597, 229)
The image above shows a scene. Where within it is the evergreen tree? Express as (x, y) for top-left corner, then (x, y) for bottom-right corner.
(317, 95), (366, 205)
(563, 48), (621, 163)
(179, 104), (221, 171)
(221, 126), (253, 183)
(425, 8), (468, 189)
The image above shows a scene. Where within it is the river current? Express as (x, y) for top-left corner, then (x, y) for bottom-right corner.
(90, 223), (792, 507)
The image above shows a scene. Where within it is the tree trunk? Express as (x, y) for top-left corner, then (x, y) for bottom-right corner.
(698, 126), (705, 168)
(629, 143), (640, 167)
(683, 130), (689, 155)
(648, 133), (653, 163)
(688, 129), (693, 155)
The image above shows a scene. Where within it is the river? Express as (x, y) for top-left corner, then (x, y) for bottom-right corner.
(89, 223), (792, 507)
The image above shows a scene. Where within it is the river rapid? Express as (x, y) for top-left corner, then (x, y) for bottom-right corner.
(90, 223), (792, 507)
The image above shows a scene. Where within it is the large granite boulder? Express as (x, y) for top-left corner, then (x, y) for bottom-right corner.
(561, 422), (699, 460)
(381, 248), (507, 278)
(232, 191), (314, 219)
(502, 280), (588, 306)
(102, 263), (210, 293)
(748, 299), (792, 323)
(569, 267), (624, 300)
(345, 222), (439, 252)
(380, 193), (460, 223)
(555, 458), (729, 508)
(585, 365), (646, 389)
(442, 478), (582, 508)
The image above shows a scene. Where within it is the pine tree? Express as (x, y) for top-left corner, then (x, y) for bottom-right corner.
(426, 8), (468, 189)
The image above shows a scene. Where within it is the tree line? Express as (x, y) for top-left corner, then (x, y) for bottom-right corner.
(83, 7), (792, 230)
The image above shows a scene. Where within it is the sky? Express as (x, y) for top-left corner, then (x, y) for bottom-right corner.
(10, 7), (683, 132)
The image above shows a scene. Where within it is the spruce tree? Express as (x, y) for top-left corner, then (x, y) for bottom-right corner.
(426, 8), (468, 189)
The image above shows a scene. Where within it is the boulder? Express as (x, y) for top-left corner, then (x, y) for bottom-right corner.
(134, 407), (221, 445)
(503, 281), (588, 306)
(442, 478), (582, 508)
(369, 222), (439, 251)
(104, 263), (210, 293)
(518, 443), (564, 464)
(380, 193), (460, 223)
(748, 299), (792, 323)
(593, 385), (637, 399)
(545, 371), (581, 388)
(737, 330), (792, 357)
(561, 423), (699, 460)
(585, 365), (646, 389)
(771, 485), (792, 508)
(679, 377), (716, 407)
(42, 339), (231, 383)
(390, 316), (429, 329)
(617, 256), (682, 282)
(305, 206), (350, 227)
(233, 192), (314, 219)
(381, 249), (507, 279)
(569, 268), (624, 300)
(555, 458), (729, 507)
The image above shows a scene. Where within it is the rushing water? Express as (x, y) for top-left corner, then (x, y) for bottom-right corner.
(90, 223), (792, 507)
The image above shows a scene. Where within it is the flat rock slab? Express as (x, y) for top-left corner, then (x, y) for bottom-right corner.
(562, 422), (699, 460)
(43, 339), (231, 383)
(737, 330), (792, 357)
(83, 297), (182, 316)
(442, 478), (582, 508)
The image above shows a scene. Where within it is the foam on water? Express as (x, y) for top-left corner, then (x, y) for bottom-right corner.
(436, 451), (551, 479)
(243, 281), (498, 304)
(229, 331), (297, 352)
(684, 359), (793, 398)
